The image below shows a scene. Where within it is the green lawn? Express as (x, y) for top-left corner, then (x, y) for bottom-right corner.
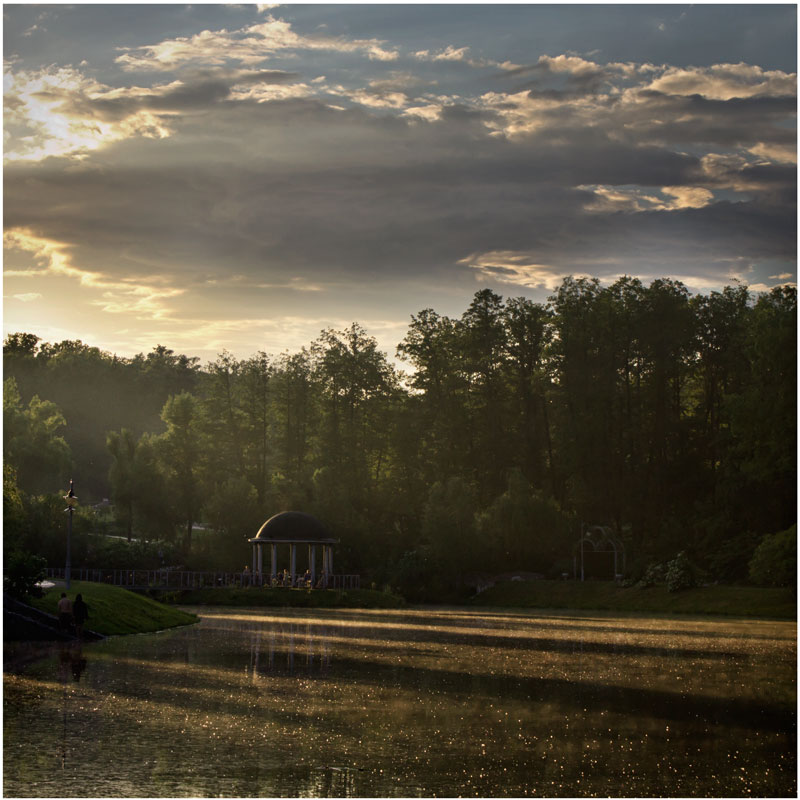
(31, 581), (198, 635)
(160, 586), (405, 609)
(471, 579), (797, 619)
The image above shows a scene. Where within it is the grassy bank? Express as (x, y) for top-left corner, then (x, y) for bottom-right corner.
(30, 581), (198, 635)
(158, 586), (405, 609)
(470, 580), (797, 619)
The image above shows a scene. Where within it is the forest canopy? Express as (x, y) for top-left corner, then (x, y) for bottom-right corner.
(3, 277), (796, 593)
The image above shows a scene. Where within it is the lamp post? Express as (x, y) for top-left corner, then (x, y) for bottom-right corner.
(64, 480), (77, 589)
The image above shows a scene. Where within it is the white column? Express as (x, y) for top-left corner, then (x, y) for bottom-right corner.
(310, 545), (316, 586)
(290, 544), (297, 585)
(257, 545), (263, 583)
(252, 544), (257, 575)
(270, 544), (277, 579)
(328, 547), (333, 575)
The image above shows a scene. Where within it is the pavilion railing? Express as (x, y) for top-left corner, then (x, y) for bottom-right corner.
(45, 568), (360, 590)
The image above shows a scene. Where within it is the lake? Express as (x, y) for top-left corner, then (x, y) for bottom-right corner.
(3, 607), (796, 797)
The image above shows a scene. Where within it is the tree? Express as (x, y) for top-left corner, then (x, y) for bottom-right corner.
(132, 434), (176, 541)
(457, 289), (511, 500)
(475, 470), (572, 574)
(206, 477), (259, 537)
(107, 429), (137, 541)
(239, 352), (274, 506)
(157, 393), (204, 551)
(201, 351), (247, 481)
(396, 308), (469, 488)
(723, 286), (797, 534)
(748, 526), (796, 587)
(502, 296), (554, 492)
(312, 324), (397, 517)
(421, 477), (481, 580)
(4, 377), (71, 495)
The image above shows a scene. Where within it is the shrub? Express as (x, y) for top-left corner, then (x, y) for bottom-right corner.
(749, 526), (797, 587)
(665, 551), (696, 592)
(637, 561), (666, 588)
(4, 550), (47, 600)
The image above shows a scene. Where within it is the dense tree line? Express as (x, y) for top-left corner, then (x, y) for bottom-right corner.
(3, 278), (796, 596)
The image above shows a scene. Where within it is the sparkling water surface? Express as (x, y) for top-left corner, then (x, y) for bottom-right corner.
(3, 607), (796, 797)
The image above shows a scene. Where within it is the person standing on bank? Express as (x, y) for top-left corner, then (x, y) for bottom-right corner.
(57, 592), (73, 633)
(72, 593), (89, 639)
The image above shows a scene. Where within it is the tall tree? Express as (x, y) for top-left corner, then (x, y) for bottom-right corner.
(157, 392), (204, 551)
(4, 377), (71, 495)
(106, 428), (138, 541)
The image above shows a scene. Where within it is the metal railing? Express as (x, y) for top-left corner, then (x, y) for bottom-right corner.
(45, 568), (360, 591)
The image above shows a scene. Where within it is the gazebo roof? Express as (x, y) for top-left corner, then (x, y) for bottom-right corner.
(249, 511), (337, 544)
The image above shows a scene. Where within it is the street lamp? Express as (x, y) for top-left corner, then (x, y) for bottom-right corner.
(63, 480), (77, 589)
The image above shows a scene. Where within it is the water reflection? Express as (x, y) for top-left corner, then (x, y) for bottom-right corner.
(4, 608), (796, 797)
(248, 622), (332, 676)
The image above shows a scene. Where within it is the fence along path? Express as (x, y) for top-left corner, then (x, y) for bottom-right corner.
(45, 568), (361, 590)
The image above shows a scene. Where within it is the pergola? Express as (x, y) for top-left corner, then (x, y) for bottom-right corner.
(248, 511), (338, 588)
(573, 524), (626, 581)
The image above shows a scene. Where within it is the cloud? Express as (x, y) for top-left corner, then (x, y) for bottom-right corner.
(459, 251), (578, 291)
(415, 45), (471, 62)
(3, 66), (172, 160)
(11, 293), (42, 302)
(4, 228), (184, 320)
(579, 184), (715, 213)
(114, 14), (398, 72)
(748, 142), (797, 165)
(644, 63), (796, 100)
(3, 41), (795, 348)
(3, 65), (304, 160)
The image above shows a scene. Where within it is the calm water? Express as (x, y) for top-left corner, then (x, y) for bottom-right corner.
(3, 607), (796, 797)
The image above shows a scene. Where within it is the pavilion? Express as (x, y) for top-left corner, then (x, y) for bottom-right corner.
(248, 511), (338, 588)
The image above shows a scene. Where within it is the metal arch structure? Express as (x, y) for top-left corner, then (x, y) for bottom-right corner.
(573, 524), (626, 581)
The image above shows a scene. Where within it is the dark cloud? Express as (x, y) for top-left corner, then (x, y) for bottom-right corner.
(3, 7), (795, 351)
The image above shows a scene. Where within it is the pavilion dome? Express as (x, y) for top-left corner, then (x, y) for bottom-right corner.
(254, 511), (335, 542)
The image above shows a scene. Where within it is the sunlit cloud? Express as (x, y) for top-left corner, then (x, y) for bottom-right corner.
(578, 184), (715, 213)
(10, 292), (42, 302)
(645, 62), (796, 100)
(748, 142), (797, 165)
(3, 66), (173, 161)
(402, 103), (444, 122)
(459, 251), (578, 291)
(115, 14), (398, 73)
(4, 228), (184, 320)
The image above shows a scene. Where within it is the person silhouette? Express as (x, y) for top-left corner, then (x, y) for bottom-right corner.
(57, 592), (73, 634)
(72, 593), (89, 639)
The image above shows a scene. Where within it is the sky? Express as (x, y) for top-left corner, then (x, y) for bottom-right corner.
(3, 3), (797, 365)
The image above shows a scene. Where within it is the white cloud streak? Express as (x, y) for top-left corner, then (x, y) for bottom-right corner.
(114, 14), (398, 72)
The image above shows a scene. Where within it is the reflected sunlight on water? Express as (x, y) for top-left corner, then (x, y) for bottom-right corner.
(3, 607), (796, 797)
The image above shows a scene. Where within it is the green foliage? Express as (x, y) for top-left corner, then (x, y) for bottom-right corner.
(638, 552), (699, 592)
(391, 549), (439, 603)
(158, 392), (204, 549)
(3, 377), (71, 494)
(749, 526), (797, 587)
(3, 550), (47, 600)
(703, 528), (762, 583)
(205, 476), (260, 540)
(637, 562), (667, 588)
(161, 587), (405, 609)
(471, 579), (796, 618)
(665, 551), (697, 592)
(422, 477), (480, 573)
(2, 279), (796, 596)
(475, 470), (572, 574)
(82, 536), (182, 570)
